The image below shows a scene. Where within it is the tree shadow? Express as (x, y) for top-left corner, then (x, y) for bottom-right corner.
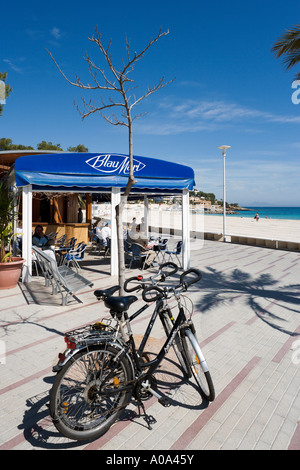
(195, 267), (300, 336)
(0, 310), (65, 337)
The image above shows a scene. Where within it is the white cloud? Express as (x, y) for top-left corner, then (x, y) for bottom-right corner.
(193, 156), (300, 205)
(173, 99), (300, 124)
(290, 142), (300, 149)
(50, 27), (62, 40)
(3, 58), (23, 74)
(135, 121), (215, 135)
(136, 98), (300, 135)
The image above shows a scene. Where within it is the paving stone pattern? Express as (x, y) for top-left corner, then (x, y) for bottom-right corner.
(0, 240), (299, 450)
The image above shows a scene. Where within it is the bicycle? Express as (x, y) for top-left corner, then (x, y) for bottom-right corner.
(49, 264), (215, 441)
(124, 267), (215, 402)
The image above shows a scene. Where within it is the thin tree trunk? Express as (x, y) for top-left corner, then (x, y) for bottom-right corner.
(116, 118), (135, 294)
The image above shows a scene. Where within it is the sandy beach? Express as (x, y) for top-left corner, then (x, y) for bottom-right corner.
(123, 205), (300, 244)
(202, 214), (300, 242)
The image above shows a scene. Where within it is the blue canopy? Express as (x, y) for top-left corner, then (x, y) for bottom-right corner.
(14, 153), (195, 193)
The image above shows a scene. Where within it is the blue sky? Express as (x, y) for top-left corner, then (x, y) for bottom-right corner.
(1, 0), (300, 206)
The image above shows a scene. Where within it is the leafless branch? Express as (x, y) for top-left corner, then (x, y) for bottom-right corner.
(88, 31), (120, 83)
(47, 49), (116, 91)
(47, 27), (173, 122)
(130, 76), (175, 110)
(121, 27), (170, 78)
(75, 95), (126, 122)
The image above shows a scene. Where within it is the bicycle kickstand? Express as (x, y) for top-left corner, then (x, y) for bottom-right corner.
(137, 399), (156, 430)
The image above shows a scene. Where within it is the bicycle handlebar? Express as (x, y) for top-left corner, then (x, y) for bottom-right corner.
(142, 285), (165, 302)
(179, 268), (202, 287)
(124, 262), (178, 293)
(160, 261), (178, 277)
(142, 268), (202, 302)
(123, 276), (144, 292)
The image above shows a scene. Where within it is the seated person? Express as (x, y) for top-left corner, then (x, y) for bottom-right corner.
(32, 225), (49, 247)
(93, 221), (102, 241)
(128, 224), (149, 244)
(14, 220), (23, 253)
(100, 222), (111, 243)
(129, 224), (156, 268)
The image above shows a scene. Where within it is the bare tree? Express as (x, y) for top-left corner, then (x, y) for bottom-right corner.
(47, 27), (174, 291)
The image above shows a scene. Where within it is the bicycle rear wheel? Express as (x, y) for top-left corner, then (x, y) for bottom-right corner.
(49, 345), (133, 441)
(183, 329), (215, 401)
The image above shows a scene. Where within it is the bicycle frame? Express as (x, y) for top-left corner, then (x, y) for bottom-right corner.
(124, 298), (188, 378)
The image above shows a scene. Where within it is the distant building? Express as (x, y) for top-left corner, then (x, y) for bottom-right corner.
(189, 196), (212, 210)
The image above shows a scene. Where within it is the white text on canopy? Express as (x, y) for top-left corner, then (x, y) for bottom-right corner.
(85, 154), (146, 175)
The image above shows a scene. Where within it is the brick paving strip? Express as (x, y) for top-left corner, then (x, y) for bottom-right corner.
(288, 422), (300, 450)
(272, 325), (300, 364)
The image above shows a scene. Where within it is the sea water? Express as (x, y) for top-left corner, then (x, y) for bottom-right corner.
(206, 207), (300, 221)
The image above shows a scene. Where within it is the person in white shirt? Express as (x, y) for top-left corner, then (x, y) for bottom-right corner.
(100, 223), (111, 242)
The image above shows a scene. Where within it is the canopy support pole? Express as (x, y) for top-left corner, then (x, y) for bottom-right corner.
(143, 195), (149, 237)
(22, 185), (32, 282)
(110, 187), (120, 276)
(182, 188), (190, 270)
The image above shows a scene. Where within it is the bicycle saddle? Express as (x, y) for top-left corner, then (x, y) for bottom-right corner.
(104, 295), (138, 313)
(94, 285), (120, 300)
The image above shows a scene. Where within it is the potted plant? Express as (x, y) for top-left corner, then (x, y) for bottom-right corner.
(0, 181), (25, 289)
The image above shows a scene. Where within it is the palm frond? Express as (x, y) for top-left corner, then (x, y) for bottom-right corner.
(272, 24), (300, 72)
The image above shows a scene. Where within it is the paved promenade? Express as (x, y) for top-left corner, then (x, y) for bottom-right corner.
(0, 239), (299, 451)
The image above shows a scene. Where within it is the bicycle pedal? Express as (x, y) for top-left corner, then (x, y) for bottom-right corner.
(158, 396), (172, 407)
(144, 414), (157, 430)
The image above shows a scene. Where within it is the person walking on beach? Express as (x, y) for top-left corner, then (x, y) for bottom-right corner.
(255, 212), (259, 222)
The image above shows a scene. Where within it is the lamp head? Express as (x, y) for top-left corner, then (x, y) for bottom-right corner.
(218, 145), (231, 156)
(218, 145), (231, 151)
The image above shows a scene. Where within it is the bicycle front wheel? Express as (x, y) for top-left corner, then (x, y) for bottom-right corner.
(183, 329), (215, 402)
(160, 308), (191, 377)
(49, 345), (133, 441)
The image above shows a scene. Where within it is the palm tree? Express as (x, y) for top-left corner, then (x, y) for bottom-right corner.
(272, 24), (300, 80)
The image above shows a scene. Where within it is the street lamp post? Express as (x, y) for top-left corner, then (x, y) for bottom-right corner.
(218, 145), (231, 242)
